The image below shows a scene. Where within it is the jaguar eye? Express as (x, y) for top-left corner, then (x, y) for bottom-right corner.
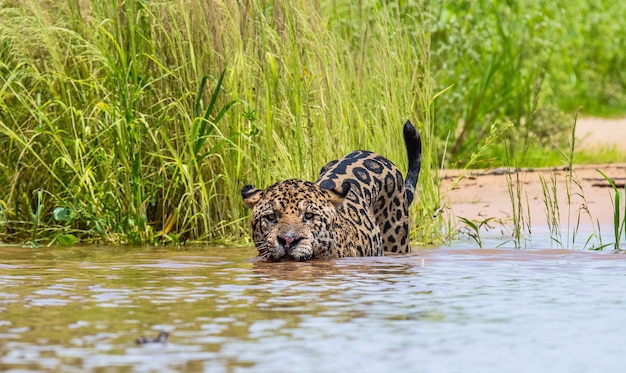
(304, 212), (315, 221)
(264, 213), (277, 223)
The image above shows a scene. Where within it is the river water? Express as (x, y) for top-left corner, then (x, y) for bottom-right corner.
(0, 241), (625, 372)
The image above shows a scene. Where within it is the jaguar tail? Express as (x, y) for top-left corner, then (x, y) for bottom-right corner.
(403, 120), (422, 205)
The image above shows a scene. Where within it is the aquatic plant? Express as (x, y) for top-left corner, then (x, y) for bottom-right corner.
(503, 87), (596, 249)
(558, 111), (594, 249)
(504, 163), (530, 249)
(538, 174), (559, 247)
(441, 119), (512, 245)
(597, 170), (626, 250)
(457, 216), (495, 248)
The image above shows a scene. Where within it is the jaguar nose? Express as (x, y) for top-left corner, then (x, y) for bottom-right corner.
(277, 233), (303, 251)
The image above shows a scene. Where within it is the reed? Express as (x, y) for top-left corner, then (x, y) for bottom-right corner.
(597, 170), (626, 250)
(505, 108), (604, 250)
(0, 0), (441, 245)
(538, 173), (562, 246)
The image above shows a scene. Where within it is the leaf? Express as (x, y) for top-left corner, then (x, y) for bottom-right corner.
(192, 69), (228, 156)
(458, 216), (479, 232)
(57, 234), (77, 246)
(191, 69), (241, 159)
(623, 183), (626, 245)
(53, 207), (72, 222)
(597, 169), (624, 250)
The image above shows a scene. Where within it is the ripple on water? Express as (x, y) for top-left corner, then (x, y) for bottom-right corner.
(0, 245), (625, 372)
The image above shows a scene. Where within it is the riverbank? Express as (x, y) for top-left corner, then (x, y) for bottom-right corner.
(441, 117), (626, 232)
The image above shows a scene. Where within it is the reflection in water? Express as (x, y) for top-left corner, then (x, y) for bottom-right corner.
(0, 245), (625, 372)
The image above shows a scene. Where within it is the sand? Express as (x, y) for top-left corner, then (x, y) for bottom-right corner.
(440, 117), (626, 230)
(575, 116), (626, 152)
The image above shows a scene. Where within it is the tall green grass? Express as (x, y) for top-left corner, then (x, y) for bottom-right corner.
(0, 0), (440, 245)
(597, 170), (626, 250)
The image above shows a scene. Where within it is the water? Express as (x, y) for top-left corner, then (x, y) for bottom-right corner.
(0, 243), (625, 372)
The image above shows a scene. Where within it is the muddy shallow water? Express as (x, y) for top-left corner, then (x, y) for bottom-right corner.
(0, 242), (625, 372)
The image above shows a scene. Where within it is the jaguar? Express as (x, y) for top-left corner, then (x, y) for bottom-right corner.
(241, 120), (422, 261)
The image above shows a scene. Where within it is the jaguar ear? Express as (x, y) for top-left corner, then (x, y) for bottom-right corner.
(325, 181), (351, 208)
(241, 185), (263, 208)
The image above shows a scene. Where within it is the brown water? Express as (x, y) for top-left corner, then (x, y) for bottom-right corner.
(0, 242), (625, 372)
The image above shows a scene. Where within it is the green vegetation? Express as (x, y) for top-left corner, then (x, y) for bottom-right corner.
(1, 0), (624, 246)
(436, 0), (626, 249)
(430, 0), (626, 167)
(458, 113), (620, 251)
(597, 170), (626, 251)
(0, 0), (440, 245)
(456, 216), (494, 248)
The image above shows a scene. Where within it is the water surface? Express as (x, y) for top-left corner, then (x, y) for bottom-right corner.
(0, 243), (625, 372)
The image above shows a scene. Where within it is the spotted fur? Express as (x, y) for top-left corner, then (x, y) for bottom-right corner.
(241, 121), (422, 261)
